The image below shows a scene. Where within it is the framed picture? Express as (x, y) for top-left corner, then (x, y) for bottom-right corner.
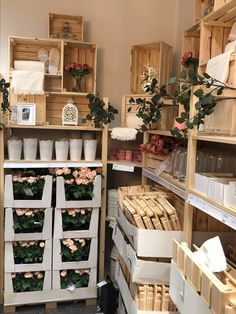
(17, 103), (36, 125)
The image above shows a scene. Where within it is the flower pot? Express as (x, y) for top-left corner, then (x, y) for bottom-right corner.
(39, 140), (53, 161)
(55, 140), (69, 161)
(69, 139), (83, 161)
(84, 140), (97, 161)
(7, 139), (22, 160)
(23, 138), (38, 160)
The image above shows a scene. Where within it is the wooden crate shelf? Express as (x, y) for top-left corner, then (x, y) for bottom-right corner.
(130, 42), (173, 94)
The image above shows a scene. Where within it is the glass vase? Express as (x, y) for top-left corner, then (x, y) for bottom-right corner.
(72, 78), (82, 92)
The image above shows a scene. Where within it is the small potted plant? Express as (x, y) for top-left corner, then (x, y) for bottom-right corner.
(60, 268), (90, 289)
(64, 63), (92, 92)
(11, 271), (45, 292)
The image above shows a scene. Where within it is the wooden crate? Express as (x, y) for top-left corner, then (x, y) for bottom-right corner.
(5, 240), (52, 272)
(130, 42), (173, 94)
(146, 154), (171, 173)
(121, 95), (178, 130)
(194, 0), (232, 22)
(53, 237), (98, 270)
(49, 13), (84, 41)
(9, 36), (63, 93)
(182, 23), (200, 60)
(203, 98), (236, 135)
(63, 41), (97, 94)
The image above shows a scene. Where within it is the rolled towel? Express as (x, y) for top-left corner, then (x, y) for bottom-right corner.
(14, 60), (45, 72)
(12, 70), (44, 95)
(206, 50), (233, 84)
(111, 127), (138, 141)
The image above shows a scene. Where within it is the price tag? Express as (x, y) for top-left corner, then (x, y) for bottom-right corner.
(112, 164), (134, 172)
(155, 157), (171, 177)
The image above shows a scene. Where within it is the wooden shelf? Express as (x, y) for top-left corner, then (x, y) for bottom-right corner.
(107, 160), (142, 168)
(146, 130), (172, 136)
(142, 168), (186, 199)
(193, 134), (236, 145)
(188, 189), (236, 230)
(3, 160), (103, 169)
(6, 125), (102, 131)
(49, 91), (89, 97)
(203, 0), (236, 22)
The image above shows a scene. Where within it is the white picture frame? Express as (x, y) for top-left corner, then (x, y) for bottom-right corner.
(16, 103), (36, 125)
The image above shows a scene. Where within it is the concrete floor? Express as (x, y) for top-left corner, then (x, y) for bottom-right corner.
(0, 302), (100, 314)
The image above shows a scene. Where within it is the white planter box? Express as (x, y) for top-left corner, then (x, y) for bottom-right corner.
(4, 207), (52, 241)
(115, 263), (178, 314)
(112, 224), (170, 284)
(4, 270), (51, 306)
(53, 237), (98, 270)
(4, 175), (53, 208)
(5, 240), (52, 272)
(118, 293), (128, 314)
(56, 175), (101, 208)
(169, 263), (211, 314)
(52, 268), (97, 300)
(53, 207), (99, 239)
(117, 206), (183, 258)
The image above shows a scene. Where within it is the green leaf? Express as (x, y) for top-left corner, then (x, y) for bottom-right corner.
(176, 117), (185, 123)
(180, 70), (186, 80)
(180, 112), (188, 119)
(216, 87), (224, 95)
(194, 88), (204, 98)
(203, 72), (211, 79)
(195, 101), (202, 110)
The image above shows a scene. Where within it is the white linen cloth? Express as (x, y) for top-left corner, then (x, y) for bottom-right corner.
(224, 40), (236, 52)
(206, 50), (233, 83)
(228, 21), (236, 41)
(12, 70), (44, 95)
(111, 127), (138, 141)
(14, 60), (45, 72)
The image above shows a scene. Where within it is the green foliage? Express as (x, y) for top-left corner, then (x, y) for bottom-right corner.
(13, 177), (45, 200)
(13, 241), (44, 264)
(12, 272), (44, 292)
(169, 68), (227, 138)
(60, 270), (89, 289)
(129, 79), (168, 131)
(13, 209), (44, 233)
(0, 77), (10, 130)
(83, 93), (118, 128)
(62, 209), (91, 231)
(60, 239), (91, 262)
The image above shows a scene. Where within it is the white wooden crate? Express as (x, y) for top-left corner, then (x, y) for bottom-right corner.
(53, 237), (98, 270)
(4, 270), (51, 295)
(53, 207), (99, 239)
(52, 268), (97, 300)
(5, 240), (52, 272)
(117, 206), (183, 258)
(4, 175), (53, 208)
(4, 207), (52, 241)
(112, 224), (170, 284)
(56, 175), (101, 208)
(115, 263), (178, 314)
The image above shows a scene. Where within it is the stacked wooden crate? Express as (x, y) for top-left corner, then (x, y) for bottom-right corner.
(113, 185), (182, 313)
(3, 175), (53, 305)
(51, 175), (102, 300)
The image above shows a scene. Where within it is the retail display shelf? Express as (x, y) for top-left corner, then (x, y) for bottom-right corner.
(6, 124), (102, 131)
(142, 168), (186, 199)
(187, 190), (236, 230)
(146, 130), (172, 136)
(193, 134), (236, 145)
(107, 160), (143, 168)
(3, 160), (103, 169)
(203, 0), (236, 22)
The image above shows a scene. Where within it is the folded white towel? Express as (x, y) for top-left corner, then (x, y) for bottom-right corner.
(111, 127), (138, 141)
(224, 40), (236, 52)
(12, 70), (44, 95)
(206, 50), (233, 83)
(229, 21), (236, 41)
(14, 61), (45, 72)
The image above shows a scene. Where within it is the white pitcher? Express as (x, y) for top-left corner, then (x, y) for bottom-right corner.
(39, 140), (53, 160)
(23, 138), (38, 160)
(55, 140), (69, 161)
(7, 138), (22, 160)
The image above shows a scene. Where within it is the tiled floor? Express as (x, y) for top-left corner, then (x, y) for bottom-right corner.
(0, 302), (100, 314)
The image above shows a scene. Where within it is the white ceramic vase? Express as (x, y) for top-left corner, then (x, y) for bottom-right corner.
(39, 140), (54, 160)
(23, 138), (38, 160)
(84, 139), (97, 161)
(70, 139), (83, 161)
(55, 140), (69, 161)
(7, 139), (22, 160)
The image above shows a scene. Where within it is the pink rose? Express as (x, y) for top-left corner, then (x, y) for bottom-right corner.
(69, 244), (78, 252)
(37, 272), (44, 279)
(60, 270), (67, 277)
(15, 208), (25, 216)
(11, 273), (16, 278)
(62, 167), (71, 175)
(24, 272), (33, 278)
(28, 177), (36, 184)
(68, 209), (76, 216)
(39, 242), (45, 248)
(73, 170), (79, 178)
(55, 168), (63, 176)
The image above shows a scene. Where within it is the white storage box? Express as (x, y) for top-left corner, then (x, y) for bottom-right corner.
(5, 240), (52, 272)
(52, 267), (97, 300)
(53, 237), (98, 270)
(53, 207), (99, 239)
(4, 175), (53, 208)
(112, 224), (170, 284)
(194, 173), (209, 197)
(115, 263), (178, 314)
(169, 263), (211, 314)
(5, 207), (52, 241)
(117, 206), (182, 258)
(208, 177), (236, 206)
(223, 181), (236, 209)
(56, 175), (101, 208)
(4, 270), (51, 303)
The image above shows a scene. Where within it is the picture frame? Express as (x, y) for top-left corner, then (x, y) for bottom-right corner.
(16, 103), (36, 125)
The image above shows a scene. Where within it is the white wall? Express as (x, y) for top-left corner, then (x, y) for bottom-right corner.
(0, 0), (194, 124)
